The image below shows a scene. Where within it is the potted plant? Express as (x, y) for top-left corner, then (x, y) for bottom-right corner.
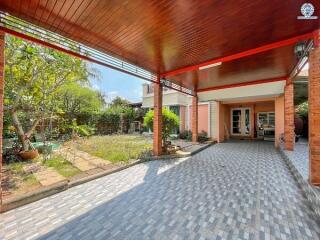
(18, 139), (39, 160)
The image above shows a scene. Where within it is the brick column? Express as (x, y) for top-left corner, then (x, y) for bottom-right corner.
(216, 101), (225, 143)
(153, 81), (162, 156)
(0, 31), (4, 207)
(275, 96), (284, 149)
(284, 83), (295, 151)
(192, 95), (198, 142)
(309, 31), (320, 185)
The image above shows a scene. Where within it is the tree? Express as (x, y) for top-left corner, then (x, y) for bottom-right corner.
(57, 82), (105, 119)
(143, 108), (179, 148)
(110, 96), (130, 107)
(4, 35), (91, 150)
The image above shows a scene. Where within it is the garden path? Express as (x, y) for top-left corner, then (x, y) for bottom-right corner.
(34, 168), (66, 186)
(58, 147), (112, 171)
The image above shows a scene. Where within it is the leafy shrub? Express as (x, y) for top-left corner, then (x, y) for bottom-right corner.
(143, 108), (179, 147)
(96, 110), (121, 134)
(197, 130), (209, 143)
(296, 101), (308, 118)
(179, 130), (192, 141)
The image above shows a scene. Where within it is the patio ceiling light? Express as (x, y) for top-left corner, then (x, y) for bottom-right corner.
(199, 62), (222, 70)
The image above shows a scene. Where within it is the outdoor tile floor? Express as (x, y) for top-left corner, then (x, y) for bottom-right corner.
(281, 138), (309, 180)
(0, 141), (319, 240)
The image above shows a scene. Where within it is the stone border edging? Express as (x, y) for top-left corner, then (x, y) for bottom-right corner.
(0, 142), (214, 213)
(0, 159), (148, 213)
(0, 181), (68, 213)
(279, 147), (320, 220)
(145, 141), (215, 161)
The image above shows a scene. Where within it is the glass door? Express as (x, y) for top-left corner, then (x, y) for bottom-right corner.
(231, 108), (251, 136)
(231, 109), (242, 135)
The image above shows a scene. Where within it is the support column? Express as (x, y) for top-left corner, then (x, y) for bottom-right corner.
(0, 31), (4, 207)
(309, 30), (320, 185)
(216, 101), (225, 143)
(284, 82), (295, 151)
(192, 95), (198, 142)
(153, 79), (162, 156)
(275, 96), (284, 149)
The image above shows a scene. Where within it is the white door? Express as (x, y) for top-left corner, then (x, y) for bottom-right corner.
(231, 108), (250, 136)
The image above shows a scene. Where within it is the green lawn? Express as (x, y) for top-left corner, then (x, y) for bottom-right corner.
(44, 155), (81, 178)
(77, 135), (152, 163)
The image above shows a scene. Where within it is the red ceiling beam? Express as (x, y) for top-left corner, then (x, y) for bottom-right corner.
(161, 32), (314, 78)
(197, 76), (287, 93)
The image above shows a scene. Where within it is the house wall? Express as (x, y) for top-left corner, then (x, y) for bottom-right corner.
(217, 102), (226, 142)
(180, 106), (186, 132)
(142, 89), (191, 108)
(216, 100), (275, 140)
(188, 104), (209, 134)
(209, 101), (218, 140)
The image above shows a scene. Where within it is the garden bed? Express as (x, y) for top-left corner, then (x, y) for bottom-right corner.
(2, 135), (153, 200)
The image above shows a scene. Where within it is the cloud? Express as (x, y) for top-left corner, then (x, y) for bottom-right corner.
(106, 91), (119, 102)
(108, 91), (118, 96)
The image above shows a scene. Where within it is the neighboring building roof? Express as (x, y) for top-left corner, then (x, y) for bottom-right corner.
(129, 102), (142, 108)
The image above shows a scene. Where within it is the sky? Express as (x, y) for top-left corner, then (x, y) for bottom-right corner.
(89, 63), (148, 103)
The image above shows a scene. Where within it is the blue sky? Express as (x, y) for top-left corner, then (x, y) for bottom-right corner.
(89, 63), (148, 103)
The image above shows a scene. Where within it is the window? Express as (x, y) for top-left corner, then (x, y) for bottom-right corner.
(257, 112), (275, 129)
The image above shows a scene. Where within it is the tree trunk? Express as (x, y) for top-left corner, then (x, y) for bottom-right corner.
(10, 110), (28, 151)
(10, 110), (40, 151)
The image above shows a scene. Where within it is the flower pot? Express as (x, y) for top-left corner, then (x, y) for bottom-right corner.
(19, 149), (39, 160)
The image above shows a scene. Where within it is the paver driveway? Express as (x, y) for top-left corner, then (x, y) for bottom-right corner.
(0, 141), (319, 240)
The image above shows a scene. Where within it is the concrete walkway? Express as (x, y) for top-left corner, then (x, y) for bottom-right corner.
(0, 141), (319, 240)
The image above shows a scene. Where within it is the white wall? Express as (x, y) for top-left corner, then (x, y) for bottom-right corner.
(209, 101), (218, 139)
(142, 91), (191, 108)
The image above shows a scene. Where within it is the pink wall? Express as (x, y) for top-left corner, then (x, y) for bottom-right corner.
(219, 100), (275, 140)
(189, 104), (208, 134)
(217, 102), (225, 142)
(179, 106), (186, 132)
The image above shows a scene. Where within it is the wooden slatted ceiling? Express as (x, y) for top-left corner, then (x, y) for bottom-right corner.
(167, 46), (296, 90)
(0, 0), (319, 91)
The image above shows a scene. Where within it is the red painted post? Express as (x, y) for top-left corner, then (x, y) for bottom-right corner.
(153, 76), (162, 156)
(192, 95), (198, 143)
(284, 82), (295, 151)
(309, 30), (320, 186)
(0, 30), (5, 208)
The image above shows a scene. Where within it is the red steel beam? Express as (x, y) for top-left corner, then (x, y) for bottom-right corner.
(1, 26), (196, 96)
(197, 76), (287, 93)
(161, 32), (314, 78)
(0, 26), (158, 83)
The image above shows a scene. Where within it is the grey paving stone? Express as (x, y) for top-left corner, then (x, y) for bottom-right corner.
(0, 141), (319, 240)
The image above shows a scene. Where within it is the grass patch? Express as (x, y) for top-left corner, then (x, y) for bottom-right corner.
(44, 155), (81, 178)
(77, 135), (152, 163)
(4, 160), (41, 196)
(8, 162), (25, 174)
(23, 174), (38, 185)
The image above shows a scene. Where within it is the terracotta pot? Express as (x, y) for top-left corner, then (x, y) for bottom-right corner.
(19, 149), (39, 160)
